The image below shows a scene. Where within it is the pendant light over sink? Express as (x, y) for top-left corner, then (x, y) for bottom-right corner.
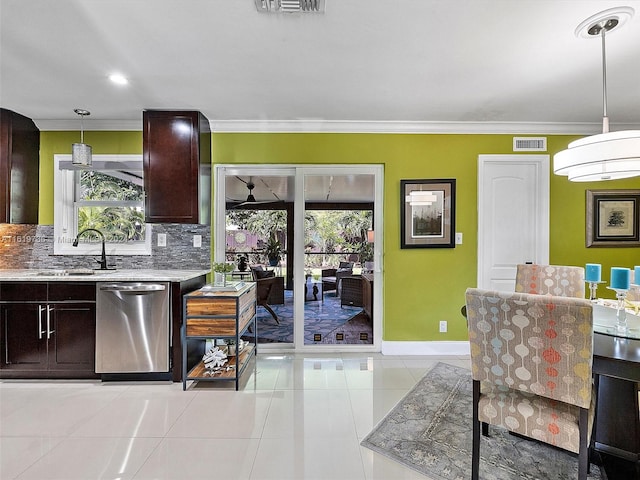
(553, 7), (640, 182)
(72, 108), (92, 167)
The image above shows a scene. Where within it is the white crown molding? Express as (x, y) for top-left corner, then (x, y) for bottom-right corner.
(34, 119), (143, 131)
(274, 121), (639, 134)
(33, 118), (640, 135)
(209, 120), (625, 135)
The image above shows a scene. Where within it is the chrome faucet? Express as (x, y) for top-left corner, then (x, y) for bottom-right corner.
(73, 228), (109, 270)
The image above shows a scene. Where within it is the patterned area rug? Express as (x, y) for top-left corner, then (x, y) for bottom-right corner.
(361, 362), (604, 480)
(253, 291), (366, 344)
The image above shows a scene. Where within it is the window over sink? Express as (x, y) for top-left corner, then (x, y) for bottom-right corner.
(54, 154), (152, 256)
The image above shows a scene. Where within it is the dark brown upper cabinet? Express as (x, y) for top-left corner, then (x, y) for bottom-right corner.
(142, 110), (211, 224)
(0, 108), (40, 224)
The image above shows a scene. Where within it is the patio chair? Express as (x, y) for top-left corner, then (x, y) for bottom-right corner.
(465, 288), (596, 480)
(255, 276), (279, 325)
(340, 276), (363, 307)
(322, 261), (354, 298)
(250, 265), (284, 304)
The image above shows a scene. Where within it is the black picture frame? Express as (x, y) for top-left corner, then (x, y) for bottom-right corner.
(400, 179), (456, 248)
(586, 189), (640, 247)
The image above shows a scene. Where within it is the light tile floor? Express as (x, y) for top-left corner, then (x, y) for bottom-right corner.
(0, 353), (471, 480)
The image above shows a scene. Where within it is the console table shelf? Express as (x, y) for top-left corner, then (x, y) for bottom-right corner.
(185, 344), (256, 382)
(182, 283), (256, 390)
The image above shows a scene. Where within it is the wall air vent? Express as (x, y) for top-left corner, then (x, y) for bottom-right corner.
(513, 137), (547, 152)
(255, 0), (325, 13)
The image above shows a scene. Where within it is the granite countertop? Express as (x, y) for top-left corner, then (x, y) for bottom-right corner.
(0, 269), (210, 282)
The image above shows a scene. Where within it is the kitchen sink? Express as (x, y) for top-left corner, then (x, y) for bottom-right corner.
(32, 269), (98, 276)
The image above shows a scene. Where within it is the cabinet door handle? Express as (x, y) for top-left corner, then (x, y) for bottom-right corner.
(38, 305), (46, 339)
(46, 306), (55, 339)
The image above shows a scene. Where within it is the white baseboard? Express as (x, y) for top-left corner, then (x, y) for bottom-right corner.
(381, 341), (470, 356)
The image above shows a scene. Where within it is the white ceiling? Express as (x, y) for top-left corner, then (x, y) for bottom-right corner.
(2, 0), (640, 134)
(225, 173), (375, 204)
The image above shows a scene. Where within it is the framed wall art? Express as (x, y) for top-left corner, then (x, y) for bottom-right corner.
(586, 189), (640, 247)
(400, 179), (456, 248)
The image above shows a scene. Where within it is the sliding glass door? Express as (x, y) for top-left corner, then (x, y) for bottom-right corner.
(215, 165), (382, 351)
(298, 170), (375, 347)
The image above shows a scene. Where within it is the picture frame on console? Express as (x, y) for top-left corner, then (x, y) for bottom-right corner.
(400, 179), (456, 249)
(586, 189), (640, 247)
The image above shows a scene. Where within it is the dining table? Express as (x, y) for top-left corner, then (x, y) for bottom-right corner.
(591, 301), (640, 469)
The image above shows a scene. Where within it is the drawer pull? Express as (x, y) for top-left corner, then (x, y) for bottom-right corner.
(46, 305), (55, 339)
(38, 305), (46, 339)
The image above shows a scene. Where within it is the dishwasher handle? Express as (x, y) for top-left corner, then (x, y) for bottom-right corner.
(99, 283), (167, 293)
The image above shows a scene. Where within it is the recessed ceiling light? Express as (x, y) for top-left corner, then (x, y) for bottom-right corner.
(108, 73), (128, 85)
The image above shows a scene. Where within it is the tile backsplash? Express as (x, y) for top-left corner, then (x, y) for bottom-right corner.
(0, 224), (211, 271)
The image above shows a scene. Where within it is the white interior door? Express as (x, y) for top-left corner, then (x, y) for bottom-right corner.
(477, 155), (550, 291)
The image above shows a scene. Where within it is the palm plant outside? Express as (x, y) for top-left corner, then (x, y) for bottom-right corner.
(226, 209), (372, 268)
(77, 171), (145, 242)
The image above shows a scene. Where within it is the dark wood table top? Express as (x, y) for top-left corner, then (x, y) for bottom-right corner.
(593, 332), (640, 382)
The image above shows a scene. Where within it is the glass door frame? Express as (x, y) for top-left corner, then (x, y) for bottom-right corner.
(214, 164), (383, 352)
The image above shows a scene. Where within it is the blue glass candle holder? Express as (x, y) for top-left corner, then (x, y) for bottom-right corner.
(586, 280), (605, 301)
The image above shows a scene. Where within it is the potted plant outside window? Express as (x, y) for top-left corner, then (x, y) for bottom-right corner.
(237, 254), (249, 272)
(265, 232), (282, 267)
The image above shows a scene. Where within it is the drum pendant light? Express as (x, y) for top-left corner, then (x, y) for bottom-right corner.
(554, 7), (640, 182)
(72, 108), (92, 167)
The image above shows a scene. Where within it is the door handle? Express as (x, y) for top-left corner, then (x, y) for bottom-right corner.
(46, 306), (55, 339)
(99, 284), (166, 293)
(38, 305), (46, 339)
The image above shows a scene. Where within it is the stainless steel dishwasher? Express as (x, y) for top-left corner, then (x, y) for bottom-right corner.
(96, 282), (170, 374)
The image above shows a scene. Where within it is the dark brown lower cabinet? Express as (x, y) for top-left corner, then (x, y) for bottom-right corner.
(1, 302), (97, 378)
(0, 283), (98, 379)
(1, 303), (47, 369)
(48, 302), (96, 373)
(0, 277), (207, 381)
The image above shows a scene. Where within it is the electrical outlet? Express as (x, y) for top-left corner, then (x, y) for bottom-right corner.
(439, 320), (448, 333)
(157, 233), (166, 247)
(193, 235), (202, 247)
(455, 232), (463, 244)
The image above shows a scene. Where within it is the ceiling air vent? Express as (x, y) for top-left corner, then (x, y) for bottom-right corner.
(255, 0), (325, 13)
(513, 137), (547, 152)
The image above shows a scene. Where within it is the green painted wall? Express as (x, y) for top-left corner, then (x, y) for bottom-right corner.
(38, 131), (142, 224)
(37, 131), (640, 342)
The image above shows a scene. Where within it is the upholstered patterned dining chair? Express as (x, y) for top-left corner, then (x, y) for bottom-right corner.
(465, 288), (596, 480)
(515, 263), (586, 298)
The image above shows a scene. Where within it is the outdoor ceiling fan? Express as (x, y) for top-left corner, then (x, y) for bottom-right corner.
(227, 176), (285, 209)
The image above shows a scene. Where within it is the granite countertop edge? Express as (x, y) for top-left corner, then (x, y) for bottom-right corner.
(0, 269), (211, 282)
